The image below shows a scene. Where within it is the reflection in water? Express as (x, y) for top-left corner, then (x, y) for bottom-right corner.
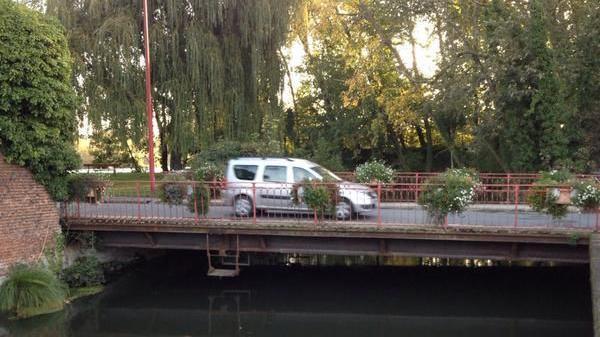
(1, 252), (594, 337)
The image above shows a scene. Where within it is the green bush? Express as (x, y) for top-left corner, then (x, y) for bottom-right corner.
(195, 162), (224, 182)
(526, 170), (573, 218)
(191, 137), (282, 169)
(355, 160), (395, 184)
(292, 179), (340, 216)
(159, 173), (188, 205)
(66, 174), (111, 202)
(61, 256), (105, 288)
(0, 264), (66, 318)
(571, 179), (600, 212)
(0, 0), (81, 201)
(418, 169), (480, 225)
(187, 183), (211, 215)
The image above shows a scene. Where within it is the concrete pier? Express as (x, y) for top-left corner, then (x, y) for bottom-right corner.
(591, 234), (600, 336)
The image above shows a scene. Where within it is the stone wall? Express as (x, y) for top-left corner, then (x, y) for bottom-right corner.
(0, 154), (60, 276)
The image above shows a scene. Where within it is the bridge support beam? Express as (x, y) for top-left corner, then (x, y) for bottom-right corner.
(591, 234), (600, 337)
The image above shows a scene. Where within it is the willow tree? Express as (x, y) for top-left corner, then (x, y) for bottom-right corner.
(47, 0), (297, 170)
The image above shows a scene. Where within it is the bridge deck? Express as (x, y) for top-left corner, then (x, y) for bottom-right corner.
(65, 216), (591, 263)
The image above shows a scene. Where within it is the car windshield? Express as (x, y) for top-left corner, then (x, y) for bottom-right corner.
(310, 165), (342, 181)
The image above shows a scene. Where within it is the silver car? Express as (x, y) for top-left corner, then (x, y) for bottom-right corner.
(222, 157), (377, 219)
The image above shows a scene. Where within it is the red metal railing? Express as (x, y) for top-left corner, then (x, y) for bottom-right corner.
(334, 171), (600, 185)
(62, 180), (600, 232)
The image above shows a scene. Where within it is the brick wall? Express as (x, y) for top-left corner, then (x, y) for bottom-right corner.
(0, 154), (60, 276)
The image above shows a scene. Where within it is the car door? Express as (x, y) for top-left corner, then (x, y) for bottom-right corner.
(292, 167), (317, 211)
(257, 165), (291, 210)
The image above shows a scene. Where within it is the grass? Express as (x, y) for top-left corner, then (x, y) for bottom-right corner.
(67, 285), (104, 302)
(107, 172), (161, 182)
(0, 264), (66, 319)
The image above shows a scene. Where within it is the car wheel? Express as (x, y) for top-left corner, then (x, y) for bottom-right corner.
(335, 199), (353, 220)
(234, 195), (253, 217)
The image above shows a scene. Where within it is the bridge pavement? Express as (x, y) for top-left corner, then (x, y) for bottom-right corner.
(66, 201), (599, 230)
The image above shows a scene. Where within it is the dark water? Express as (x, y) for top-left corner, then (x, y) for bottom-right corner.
(1, 252), (594, 337)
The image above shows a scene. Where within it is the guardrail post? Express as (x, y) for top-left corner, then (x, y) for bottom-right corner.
(596, 208), (600, 232)
(136, 182), (141, 220)
(514, 185), (519, 229)
(506, 174), (511, 204)
(415, 172), (420, 202)
(252, 183), (257, 224)
(194, 182), (199, 224)
(377, 183), (382, 226)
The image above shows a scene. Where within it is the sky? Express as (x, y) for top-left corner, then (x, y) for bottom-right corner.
(281, 19), (440, 108)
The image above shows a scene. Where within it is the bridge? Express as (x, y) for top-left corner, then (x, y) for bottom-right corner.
(62, 180), (599, 266)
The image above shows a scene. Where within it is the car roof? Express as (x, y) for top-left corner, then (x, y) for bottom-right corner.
(228, 157), (316, 167)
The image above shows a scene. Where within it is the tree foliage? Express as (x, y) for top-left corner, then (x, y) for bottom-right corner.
(288, 0), (599, 172)
(47, 0), (297, 170)
(0, 0), (80, 200)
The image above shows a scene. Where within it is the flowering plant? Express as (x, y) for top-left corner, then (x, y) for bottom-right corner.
(526, 170), (573, 219)
(355, 160), (395, 184)
(291, 179), (340, 216)
(571, 179), (600, 212)
(418, 168), (480, 225)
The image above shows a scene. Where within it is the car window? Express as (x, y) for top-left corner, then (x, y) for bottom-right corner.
(233, 165), (258, 181)
(263, 166), (287, 183)
(310, 165), (342, 181)
(293, 167), (316, 182)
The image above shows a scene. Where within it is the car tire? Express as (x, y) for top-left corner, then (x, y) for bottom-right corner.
(335, 199), (353, 220)
(234, 195), (253, 218)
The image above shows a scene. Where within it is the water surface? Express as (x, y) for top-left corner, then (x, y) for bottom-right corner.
(1, 253), (593, 337)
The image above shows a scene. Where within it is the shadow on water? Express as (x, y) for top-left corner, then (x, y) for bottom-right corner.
(1, 251), (594, 337)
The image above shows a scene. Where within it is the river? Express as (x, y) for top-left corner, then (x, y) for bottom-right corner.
(1, 252), (593, 337)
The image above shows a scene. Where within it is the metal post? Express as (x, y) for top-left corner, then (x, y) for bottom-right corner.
(415, 172), (420, 202)
(377, 183), (382, 226)
(514, 185), (519, 229)
(136, 182), (141, 220)
(194, 183), (199, 224)
(506, 174), (511, 204)
(142, 0), (155, 192)
(252, 183), (256, 224)
(596, 207), (599, 233)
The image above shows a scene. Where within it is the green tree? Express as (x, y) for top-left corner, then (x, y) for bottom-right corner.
(47, 0), (297, 171)
(0, 0), (80, 200)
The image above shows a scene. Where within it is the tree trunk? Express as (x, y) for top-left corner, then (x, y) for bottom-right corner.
(424, 118), (434, 172)
(170, 150), (183, 171)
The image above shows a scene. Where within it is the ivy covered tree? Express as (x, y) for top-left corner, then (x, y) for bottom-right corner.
(0, 0), (80, 200)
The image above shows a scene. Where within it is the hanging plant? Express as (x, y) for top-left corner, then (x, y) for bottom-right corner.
(571, 179), (600, 212)
(159, 173), (188, 205)
(291, 179), (340, 217)
(526, 170), (573, 218)
(354, 160), (395, 184)
(418, 168), (481, 225)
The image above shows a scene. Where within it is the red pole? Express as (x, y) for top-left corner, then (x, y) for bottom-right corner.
(136, 182), (141, 220)
(513, 185), (519, 229)
(377, 183), (382, 226)
(596, 208), (600, 232)
(252, 183), (257, 224)
(194, 183), (199, 224)
(142, 0), (155, 192)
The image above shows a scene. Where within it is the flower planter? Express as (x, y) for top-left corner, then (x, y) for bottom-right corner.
(548, 187), (572, 205)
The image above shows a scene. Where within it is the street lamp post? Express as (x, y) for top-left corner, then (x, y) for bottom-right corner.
(142, 0), (155, 191)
